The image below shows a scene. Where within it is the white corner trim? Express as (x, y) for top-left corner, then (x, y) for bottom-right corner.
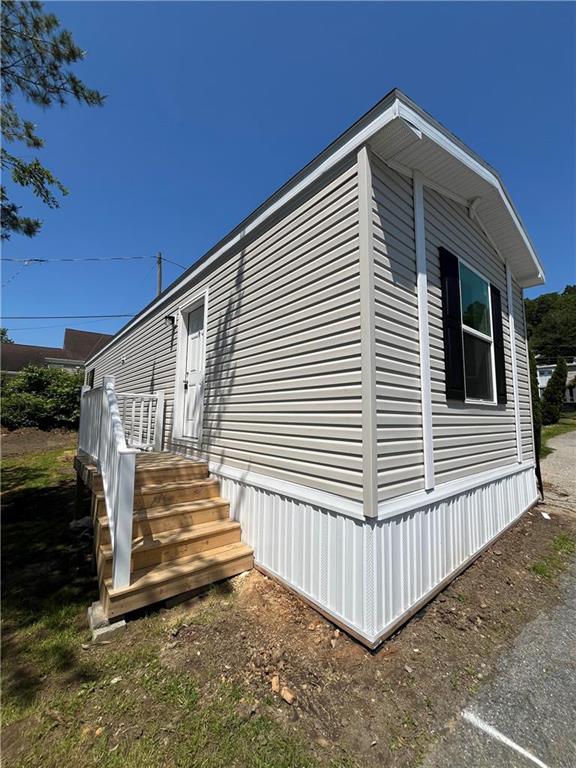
(506, 266), (523, 463)
(413, 171), (435, 490)
(358, 146), (379, 516)
(377, 461), (534, 521)
(208, 460), (366, 520)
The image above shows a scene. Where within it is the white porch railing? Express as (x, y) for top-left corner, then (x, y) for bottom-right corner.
(116, 391), (165, 451)
(78, 378), (165, 589)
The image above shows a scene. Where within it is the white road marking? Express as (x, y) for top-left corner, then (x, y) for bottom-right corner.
(462, 710), (550, 768)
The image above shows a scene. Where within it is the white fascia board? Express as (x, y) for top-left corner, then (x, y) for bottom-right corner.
(396, 102), (545, 285)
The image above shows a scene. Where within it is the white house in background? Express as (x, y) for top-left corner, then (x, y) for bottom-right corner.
(77, 89), (543, 647)
(537, 359), (576, 406)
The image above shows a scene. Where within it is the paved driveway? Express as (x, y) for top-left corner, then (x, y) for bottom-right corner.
(421, 430), (576, 768)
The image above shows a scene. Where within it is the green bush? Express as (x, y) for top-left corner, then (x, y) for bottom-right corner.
(1, 365), (84, 430)
(541, 357), (568, 426)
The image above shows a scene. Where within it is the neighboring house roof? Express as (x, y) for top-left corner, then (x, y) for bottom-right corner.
(1, 328), (113, 373)
(87, 88), (544, 367)
(1, 343), (74, 373)
(62, 329), (112, 359)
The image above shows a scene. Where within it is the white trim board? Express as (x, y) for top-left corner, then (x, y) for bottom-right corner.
(171, 288), (209, 446)
(87, 93), (543, 367)
(377, 461), (535, 520)
(206, 457), (535, 524)
(413, 170), (435, 489)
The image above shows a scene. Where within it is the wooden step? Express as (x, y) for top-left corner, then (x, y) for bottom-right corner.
(93, 478), (221, 518)
(95, 497), (231, 548)
(132, 478), (221, 510)
(101, 542), (253, 618)
(88, 460), (209, 492)
(98, 519), (242, 579)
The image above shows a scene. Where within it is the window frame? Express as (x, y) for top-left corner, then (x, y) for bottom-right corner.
(457, 258), (498, 406)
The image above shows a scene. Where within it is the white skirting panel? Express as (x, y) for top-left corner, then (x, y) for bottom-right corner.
(211, 464), (537, 647)
(371, 464), (537, 642)
(216, 471), (375, 640)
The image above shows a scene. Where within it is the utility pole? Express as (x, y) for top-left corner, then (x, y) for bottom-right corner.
(156, 252), (162, 296)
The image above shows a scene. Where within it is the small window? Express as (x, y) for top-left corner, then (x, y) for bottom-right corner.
(439, 247), (506, 405)
(459, 264), (494, 402)
(87, 369), (95, 388)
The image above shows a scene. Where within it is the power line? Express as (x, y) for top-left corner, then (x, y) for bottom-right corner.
(5, 318), (127, 331)
(1, 255), (188, 268)
(2, 314), (135, 319)
(1, 255), (150, 263)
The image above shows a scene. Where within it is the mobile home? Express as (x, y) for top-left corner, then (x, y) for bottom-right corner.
(77, 89), (543, 647)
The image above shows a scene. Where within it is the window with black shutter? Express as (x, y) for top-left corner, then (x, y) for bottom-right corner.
(439, 248), (507, 404)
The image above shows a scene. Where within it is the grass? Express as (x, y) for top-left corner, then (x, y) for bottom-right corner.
(1, 446), (329, 768)
(1, 448), (77, 494)
(530, 534), (576, 580)
(541, 410), (576, 459)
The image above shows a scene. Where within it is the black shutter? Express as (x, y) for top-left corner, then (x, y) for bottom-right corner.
(439, 247), (465, 401)
(490, 284), (507, 404)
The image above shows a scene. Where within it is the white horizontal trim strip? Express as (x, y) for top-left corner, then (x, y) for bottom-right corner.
(208, 460), (365, 519)
(377, 461), (535, 520)
(207, 457), (535, 525)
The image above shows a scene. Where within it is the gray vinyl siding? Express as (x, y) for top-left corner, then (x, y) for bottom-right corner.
(424, 187), (519, 485)
(369, 157), (533, 503)
(514, 282), (535, 461)
(89, 160), (364, 501)
(371, 159), (425, 502)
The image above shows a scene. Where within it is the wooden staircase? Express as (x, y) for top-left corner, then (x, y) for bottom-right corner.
(75, 452), (253, 618)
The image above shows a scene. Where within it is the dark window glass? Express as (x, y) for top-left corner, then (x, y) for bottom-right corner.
(463, 333), (493, 400)
(460, 264), (491, 336)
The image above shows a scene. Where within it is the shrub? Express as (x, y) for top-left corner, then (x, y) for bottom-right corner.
(541, 357), (568, 425)
(0, 365), (84, 430)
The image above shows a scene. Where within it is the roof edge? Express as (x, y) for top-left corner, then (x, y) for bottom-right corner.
(87, 89), (542, 366)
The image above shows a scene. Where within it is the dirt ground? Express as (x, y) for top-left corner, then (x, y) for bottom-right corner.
(157, 500), (576, 767)
(2, 429), (576, 767)
(1, 427), (77, 457)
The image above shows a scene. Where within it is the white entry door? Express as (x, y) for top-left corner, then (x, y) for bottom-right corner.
(181, 304), (205, 440)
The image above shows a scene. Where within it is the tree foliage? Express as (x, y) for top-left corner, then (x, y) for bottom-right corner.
(1, 328), (15, 343)
(541, 357), (568, 426)
(1, 364), (84, 429)
(524, 285), (576, 363)
(1, 1), (104, 238)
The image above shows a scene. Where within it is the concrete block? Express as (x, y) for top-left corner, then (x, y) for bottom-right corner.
(87, 601), (109, 631)
(88, 600), (127, 642)
(92, 619), (127, 642)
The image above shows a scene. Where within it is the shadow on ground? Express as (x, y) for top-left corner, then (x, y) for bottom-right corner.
(1, 472), (99, 716)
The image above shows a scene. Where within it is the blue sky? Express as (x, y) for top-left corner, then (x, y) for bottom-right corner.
(2, 1), (575, 347)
